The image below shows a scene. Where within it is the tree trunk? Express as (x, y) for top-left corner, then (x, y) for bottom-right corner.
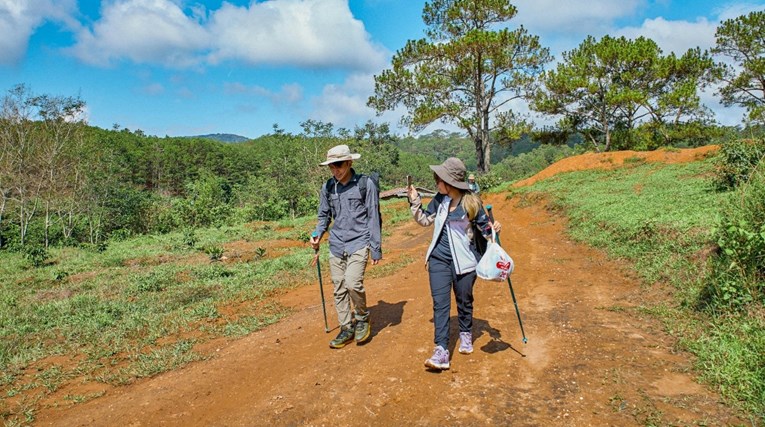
(0, 194), (6, 249)
(474, 134), (487, 173)
(44, 200), (50, 249)
(481, 110), (491, 173)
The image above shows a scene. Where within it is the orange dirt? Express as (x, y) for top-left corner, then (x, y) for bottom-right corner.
(513, 145), (719, 187)
(33, 146), (745, 426)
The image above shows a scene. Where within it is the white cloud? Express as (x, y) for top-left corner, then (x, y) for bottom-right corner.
(207, 0), (387, 71)
(515, 0), (643, 36)
(142, 82), (164, 95)
(0, 0), (76, 65)
(63, 0), (387, 71)
(67, 0), (209, 67)
(701, 84), (748, 126)
(224, 81), (305, 108)
(615, 17), (717, 54)
(716, 2), (765, 21)
(309, 73), (377, 129)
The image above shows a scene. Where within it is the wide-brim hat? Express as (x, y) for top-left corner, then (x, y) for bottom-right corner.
(430, 157), (470, 190)
(319, 144), (361, 165)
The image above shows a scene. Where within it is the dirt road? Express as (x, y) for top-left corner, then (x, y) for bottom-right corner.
(34, 186), (744, 426)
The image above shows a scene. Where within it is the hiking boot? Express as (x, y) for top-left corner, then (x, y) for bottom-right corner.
(354, 319), (371, 344)
(424, 345), (450, 371)
(459, 332), (473, 354)
(329, 327), (354, 349)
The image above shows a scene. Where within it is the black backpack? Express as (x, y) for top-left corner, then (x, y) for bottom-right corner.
(325, 172), (382, 228)
(472, 220), (488, 258)
(470, 205), (491, 258)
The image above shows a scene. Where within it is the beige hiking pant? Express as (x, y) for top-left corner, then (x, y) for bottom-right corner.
(328, 247), (370, 329)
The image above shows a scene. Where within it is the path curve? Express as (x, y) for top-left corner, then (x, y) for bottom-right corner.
(35, 147), (743, 426)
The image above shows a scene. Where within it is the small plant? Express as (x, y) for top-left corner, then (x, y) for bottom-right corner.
(254, 247), (266, 259)
(295, 230), (311, 243)
(23, 244), (49, 268)
(130, 274), (166, 294)
(623, 155), (646, 165)
(53, 269), (70, 282)
(110, 228), (132, 241)
(203, 245), (224, 261)
(181, 228), (197, 248)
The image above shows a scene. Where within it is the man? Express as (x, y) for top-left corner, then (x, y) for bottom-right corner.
(468, 174), (480, 194)
(311, 144), (382, 348)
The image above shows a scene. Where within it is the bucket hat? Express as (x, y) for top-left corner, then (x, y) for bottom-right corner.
(430, 157), (470, 190)
(319, 144), (361, 166)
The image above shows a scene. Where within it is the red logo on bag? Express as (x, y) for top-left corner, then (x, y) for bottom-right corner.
(496, 261), (512, 271)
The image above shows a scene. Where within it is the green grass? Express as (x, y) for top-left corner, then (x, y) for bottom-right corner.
(520, 156), (765, 421)
(0, 210), (411, 425)
(0, 222), (315, 424)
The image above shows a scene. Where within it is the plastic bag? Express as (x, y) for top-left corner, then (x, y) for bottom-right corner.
(476, 230), (514, 281)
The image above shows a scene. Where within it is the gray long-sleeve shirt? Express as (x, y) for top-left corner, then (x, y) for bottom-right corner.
(314, 170), (382, 260)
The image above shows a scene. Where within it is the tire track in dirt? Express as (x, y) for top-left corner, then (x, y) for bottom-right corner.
(35, 146), (744, 426)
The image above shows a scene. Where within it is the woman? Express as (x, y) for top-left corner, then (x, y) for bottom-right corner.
(408, 157), (500, 371)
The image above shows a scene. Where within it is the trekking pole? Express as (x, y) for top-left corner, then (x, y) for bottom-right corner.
(311, 232), (330, 333)
(486, 205), (528, 344)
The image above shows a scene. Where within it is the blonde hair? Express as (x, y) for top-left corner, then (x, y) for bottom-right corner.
(461, 190), (482, 221)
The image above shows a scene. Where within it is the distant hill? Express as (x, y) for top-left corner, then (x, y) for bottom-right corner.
(189, 133), (250, 143)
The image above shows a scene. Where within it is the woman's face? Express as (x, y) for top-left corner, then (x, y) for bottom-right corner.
(434, 172), (448, 194)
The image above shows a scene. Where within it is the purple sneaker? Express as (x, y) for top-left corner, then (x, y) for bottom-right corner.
(424, 345), (450, 371)
(459, 332), (473, 354)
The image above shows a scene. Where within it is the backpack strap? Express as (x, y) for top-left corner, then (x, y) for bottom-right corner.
(358, 174), (369, 196)
(324, 177), (335, 215)
(325, 177), (335, 194)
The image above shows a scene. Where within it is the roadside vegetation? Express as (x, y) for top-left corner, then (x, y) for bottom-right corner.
(517, 134), (764, 421)
(2, 2), (764, 424)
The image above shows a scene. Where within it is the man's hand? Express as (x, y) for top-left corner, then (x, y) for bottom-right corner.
(372, 258), (380, 266)
(309, 234), (320, 251)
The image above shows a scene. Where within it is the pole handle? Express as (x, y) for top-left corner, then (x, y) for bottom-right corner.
(485, 205), (501, 246)
(311, 232), (319, 250)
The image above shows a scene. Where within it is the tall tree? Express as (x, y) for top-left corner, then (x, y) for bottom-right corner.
(712, 10), (765, 125)
(367, 0), (551, 172)
(0, 84), (43, 245)
(533, 35), (714, 151)
(34, 93), (86, 247)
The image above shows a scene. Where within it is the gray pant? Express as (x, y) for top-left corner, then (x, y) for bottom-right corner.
(328, 247), (370, 329)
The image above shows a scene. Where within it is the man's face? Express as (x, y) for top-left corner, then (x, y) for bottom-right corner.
(328, 160), (351, 182)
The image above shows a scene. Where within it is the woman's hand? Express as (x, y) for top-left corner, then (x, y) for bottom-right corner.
(407, 184), (418, 201)
(492, 221), (502, 234)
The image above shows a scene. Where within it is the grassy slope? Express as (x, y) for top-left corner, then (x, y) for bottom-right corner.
(516, 156), (764, 421)
(0, 200), (413, 425)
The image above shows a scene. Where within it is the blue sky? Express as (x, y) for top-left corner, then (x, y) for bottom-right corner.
(1, 0), (763, 138)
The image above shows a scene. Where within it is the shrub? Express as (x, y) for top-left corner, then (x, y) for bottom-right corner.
(705, 161), (765, 308)
(24, 244), (49, 268)
(491, 143), (577, 183)
(714, 137), (765, 190)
